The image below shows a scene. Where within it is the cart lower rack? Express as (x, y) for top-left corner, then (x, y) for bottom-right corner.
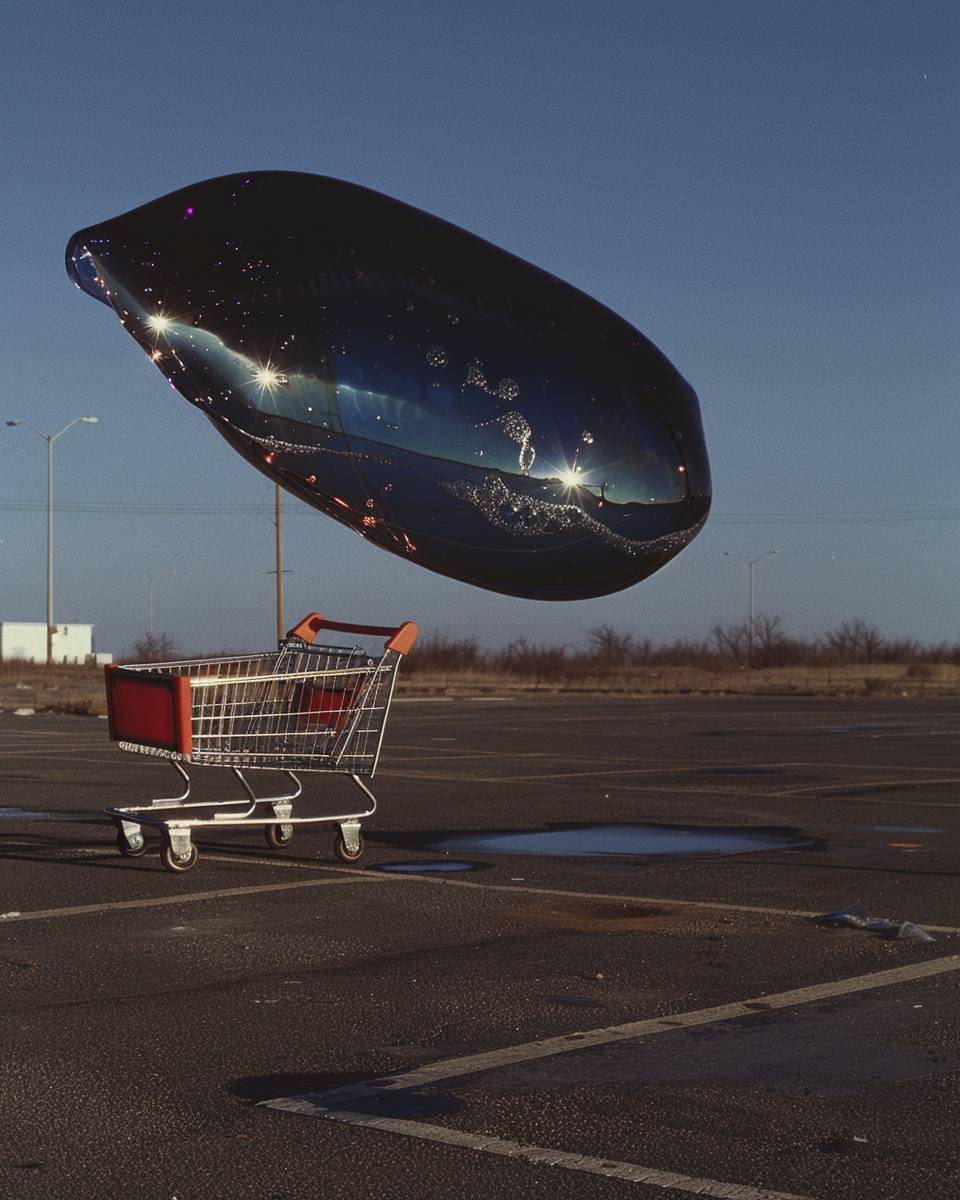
(104, 611), (417, 872)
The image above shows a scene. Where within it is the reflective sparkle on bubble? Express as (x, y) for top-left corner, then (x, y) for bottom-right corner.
(251, 364), (287, 392)
(425, 346), (448, 368)
(497, 378), (519, 401)
(147, 312), (172, 335)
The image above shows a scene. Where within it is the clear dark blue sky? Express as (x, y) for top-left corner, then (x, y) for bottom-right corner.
(2, 1), (957, 655)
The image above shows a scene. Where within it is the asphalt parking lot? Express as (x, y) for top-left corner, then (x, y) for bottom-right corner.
(2, 694), (959, 1199)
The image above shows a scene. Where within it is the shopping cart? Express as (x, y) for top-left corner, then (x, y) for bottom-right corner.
(103, 610), (418, 872)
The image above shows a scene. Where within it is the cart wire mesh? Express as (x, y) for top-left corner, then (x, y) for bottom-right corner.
(117, 639), (399, 774)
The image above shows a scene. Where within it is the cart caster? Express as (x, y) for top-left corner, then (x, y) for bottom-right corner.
(116, 826), (148, 858)
(160, 839), (199, 873)
(334, 828), (364, 863)
(265, 823), (294, 850)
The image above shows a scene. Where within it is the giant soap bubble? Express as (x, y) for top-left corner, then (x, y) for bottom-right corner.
(67, 172), (710, 599)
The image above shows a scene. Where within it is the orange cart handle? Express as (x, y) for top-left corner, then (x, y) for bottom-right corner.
(286, 612), (419, 656)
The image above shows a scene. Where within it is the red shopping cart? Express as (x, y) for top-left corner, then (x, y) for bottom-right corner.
(104, 610), (417, 872)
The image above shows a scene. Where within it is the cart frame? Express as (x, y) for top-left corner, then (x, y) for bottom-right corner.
(103, 610), (417, 872)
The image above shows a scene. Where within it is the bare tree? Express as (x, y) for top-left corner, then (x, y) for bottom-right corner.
(587, 625), (635, 662)
(129, 631), (183, 663)
(823, 619), (885, 664)
(710, 621), (749, 665)
(750, 614), (797, 667)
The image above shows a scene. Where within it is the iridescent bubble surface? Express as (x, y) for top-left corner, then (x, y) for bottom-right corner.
(66, 172), (710, 599)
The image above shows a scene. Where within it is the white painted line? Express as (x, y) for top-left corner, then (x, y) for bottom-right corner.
(309, 1109), (811, 1199)
(10, 844), (960, 934)
(0, 875), (367, 924)
(266, 951), (960, 1114)
(776, 777), (960, 797)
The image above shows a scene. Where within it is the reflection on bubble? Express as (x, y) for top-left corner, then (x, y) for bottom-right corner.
(66, 170), (711, 600)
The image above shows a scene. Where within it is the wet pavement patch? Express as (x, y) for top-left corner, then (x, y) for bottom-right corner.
(436, 1003), (960, 1099)
(513, 896), (759, 936)
(371, 860), (489, 874)
(863, 825), (944, 834)
(0, 807), (94, 823)
(414, 822), (820, 859)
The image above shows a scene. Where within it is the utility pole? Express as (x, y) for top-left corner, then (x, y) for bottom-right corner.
(269, 484), (291, 643)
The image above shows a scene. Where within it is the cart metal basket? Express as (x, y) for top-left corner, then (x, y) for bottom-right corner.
(104, 610), (418, 872)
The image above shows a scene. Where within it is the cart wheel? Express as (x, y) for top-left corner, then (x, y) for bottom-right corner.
(160, 839), (199, 873)
(265, 823), (294, 850)
(334, 829), (364, 863)
(116, 827), (148, 858)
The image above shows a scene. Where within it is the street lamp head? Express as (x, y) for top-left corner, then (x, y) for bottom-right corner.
(80, 417), (98, 424)
(6, 419), (22, 427)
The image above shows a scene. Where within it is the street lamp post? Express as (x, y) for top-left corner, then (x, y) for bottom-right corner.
(723, 550), (779, 668)
(6, 416), (99, 664)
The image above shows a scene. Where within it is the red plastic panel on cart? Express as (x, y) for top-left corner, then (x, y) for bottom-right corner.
(293, 685), (353, 733)
(106, 671), (192, 754)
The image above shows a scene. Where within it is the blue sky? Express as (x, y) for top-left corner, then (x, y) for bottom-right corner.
(1, 0), (957, 655)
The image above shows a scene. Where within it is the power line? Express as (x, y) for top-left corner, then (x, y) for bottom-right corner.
(0, 499), (958, 525)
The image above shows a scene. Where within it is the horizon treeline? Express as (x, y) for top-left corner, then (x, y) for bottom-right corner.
(400, 617), (960, 677)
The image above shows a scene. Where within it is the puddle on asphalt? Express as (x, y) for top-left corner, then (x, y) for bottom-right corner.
(372, 861), (487, 875)
(863, 825), (944, 834)
(421, 823), (819, 859)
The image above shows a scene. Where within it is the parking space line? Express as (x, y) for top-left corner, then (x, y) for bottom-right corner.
(267, 951), (960, 1116)
(11, 847), (960, 934)
(314, 1108), (811, 1199)
(197, 854), (960, 935)
(775, 777), (960, 797)
(0, 875), (369, 924)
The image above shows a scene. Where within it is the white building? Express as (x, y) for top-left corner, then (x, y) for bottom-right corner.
(0, 622), (111, 665)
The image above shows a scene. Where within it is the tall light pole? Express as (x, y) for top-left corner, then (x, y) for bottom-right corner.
(148, 570), (176, 638)
(6, 416), (99, 664)
(723, 550), (779, 667)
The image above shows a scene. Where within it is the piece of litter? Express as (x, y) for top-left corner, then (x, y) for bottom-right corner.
(817, 901), (935, 942)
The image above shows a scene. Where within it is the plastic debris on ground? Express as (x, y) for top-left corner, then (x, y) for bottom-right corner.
(816, 901), (935, 942)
